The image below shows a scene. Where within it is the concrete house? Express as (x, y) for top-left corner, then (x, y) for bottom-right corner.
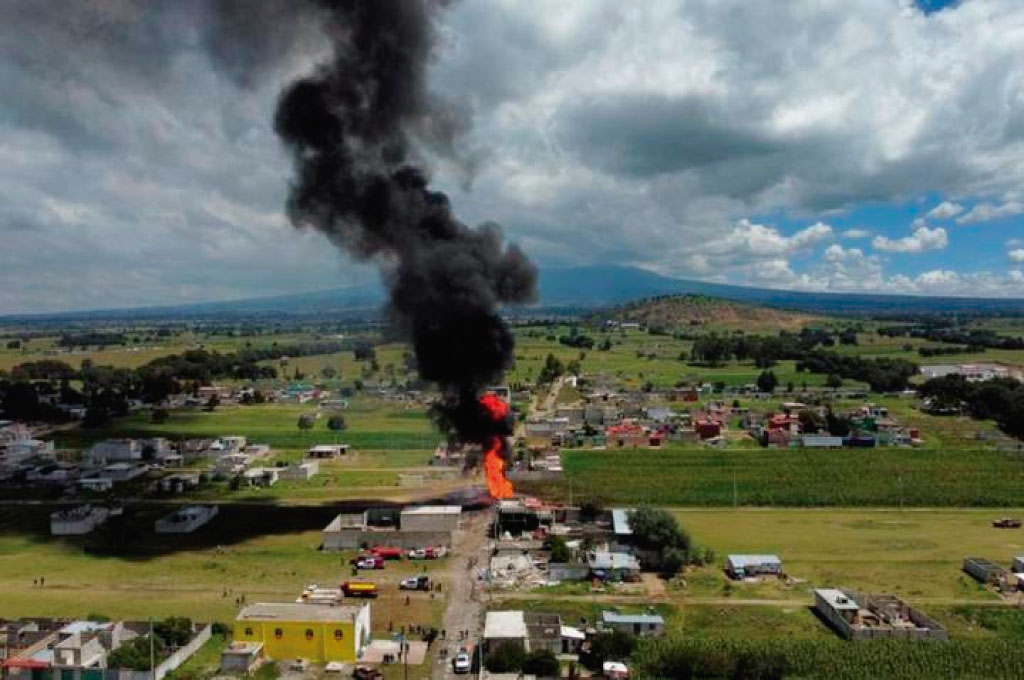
(155, 505), (219, 534)
(308, 444), (348, 459)
(50, 505), (110, 536)
(400, 505), (462, 533)
(234, 602), (370, 665)
(241, 467), (279, 487)
(85, 439), (141, 465)
(279, 461), (319, 481)
(588, 551), (641, 582)
(814, 589), (947, 641)
(601, 611), (665, 637)
(323, 505), (460, 550)
(483, 611), (564, 656)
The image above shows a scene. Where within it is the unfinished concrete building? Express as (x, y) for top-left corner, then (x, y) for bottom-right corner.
(814, 589), (947, 641)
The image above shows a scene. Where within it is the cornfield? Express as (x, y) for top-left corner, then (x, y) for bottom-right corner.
(631, 636), (1024, 679)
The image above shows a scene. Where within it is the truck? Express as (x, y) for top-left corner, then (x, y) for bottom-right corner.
(370, 546), (404, 560)
(340, 580), (378, 598)
(408, 546), (447, 560)
(993, 518), (1022, 528)
(355, 555), (385, 570)
(399, 575), (431, 591)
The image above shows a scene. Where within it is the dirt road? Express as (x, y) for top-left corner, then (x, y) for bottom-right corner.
(433, 509), (491, 679)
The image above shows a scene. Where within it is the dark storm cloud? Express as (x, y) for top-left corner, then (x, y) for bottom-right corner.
(557, 94), (779, 178)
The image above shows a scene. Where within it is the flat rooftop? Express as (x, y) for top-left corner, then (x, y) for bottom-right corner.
(237, 603), (364, 623)
(401, 505), (461, 516)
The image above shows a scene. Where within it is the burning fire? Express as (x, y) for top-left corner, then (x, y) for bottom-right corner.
(480, 393), (514, 499)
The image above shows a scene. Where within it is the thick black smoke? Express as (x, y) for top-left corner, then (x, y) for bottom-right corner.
(269, 1), (537, 442)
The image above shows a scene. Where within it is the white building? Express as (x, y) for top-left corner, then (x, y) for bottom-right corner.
(279, 461), (319, 481)
(85, 439), (141, 465)
(400, 505), (462, 533)
(50, 505), (110, 535)
(241, 467), (279, 487)
(308, 444), (348, 458)
(155, 505), (219, 534)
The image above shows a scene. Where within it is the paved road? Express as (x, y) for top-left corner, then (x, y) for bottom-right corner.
(433, 510), (491, 680)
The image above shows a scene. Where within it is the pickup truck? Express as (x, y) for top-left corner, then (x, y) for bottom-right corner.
(399, 575), (431, 591)
(356, 556), (385, 570)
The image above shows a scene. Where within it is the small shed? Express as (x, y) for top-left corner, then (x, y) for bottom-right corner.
(726, 554), (783, 580)
(601, 611), (665, 637)
(963, 557), (1008, 584)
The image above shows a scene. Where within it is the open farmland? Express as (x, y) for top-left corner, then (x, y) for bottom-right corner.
(0, 505), (446, 632)
(552, 444), (1024, 507)
(52, 399), (438, 452)
(674, 508), (1024, 601)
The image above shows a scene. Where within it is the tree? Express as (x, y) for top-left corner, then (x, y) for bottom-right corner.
(523, 649), (560, 677)
(327, 414), (347, 432)
(537, 353), (565, 385)
(825, 373), (843, 390)
(204, 394), (220, 412)
(628, 506), (691, 571)
(797, 409), (825, 434)
(298, 414), (315, 431)
(544, 535), (572, 563)
(151, 408), (169, 424)
(756, 370), (778, 394)
(582, 631), (635, 671)
(154, 617), (193, 647)
(108, 635), (165, 670)
(486, 641), (526, 672)
(321, 366), (338, 379)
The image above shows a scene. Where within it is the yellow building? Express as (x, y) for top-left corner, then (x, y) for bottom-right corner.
(235, 602), (371, 664)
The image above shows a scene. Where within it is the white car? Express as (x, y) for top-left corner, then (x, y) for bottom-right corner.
(453, 651), (471, 674)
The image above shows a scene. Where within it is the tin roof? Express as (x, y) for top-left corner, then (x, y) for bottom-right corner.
(602, 611), (664, 625)
(611, 509), (634, 536)
(815, 588), (859, 611)
(727, 554), (782, 568)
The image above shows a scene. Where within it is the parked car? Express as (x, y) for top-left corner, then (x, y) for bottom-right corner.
(408, 546), (446, 559)
(993, 518), (1022, 528)
(352, 666), (383, 680)
(399, 575), (431, 591)
(453, 649), (471, 674)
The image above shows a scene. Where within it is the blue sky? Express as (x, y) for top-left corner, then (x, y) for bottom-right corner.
(1, 0), (1023, 313)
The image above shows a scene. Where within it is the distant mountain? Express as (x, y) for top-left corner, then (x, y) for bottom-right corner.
(4, 265), (1024, 323)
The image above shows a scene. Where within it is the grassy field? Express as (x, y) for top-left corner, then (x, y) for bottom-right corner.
(53, 399), (439, 452)
(673, 508), (1024, 602)
(0, 505), (447, 633)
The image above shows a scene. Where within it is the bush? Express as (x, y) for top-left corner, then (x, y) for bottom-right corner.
(523, 649), (560, 677)
(486, 641), (527, 672)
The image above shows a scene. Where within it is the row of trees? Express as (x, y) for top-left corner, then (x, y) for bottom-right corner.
(919, 375), (1024, 440)
(689, 328), (857, 369)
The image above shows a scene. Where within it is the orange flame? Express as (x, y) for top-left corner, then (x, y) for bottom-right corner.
(484, 437), (514, 499)
(480, 393), (513, 499)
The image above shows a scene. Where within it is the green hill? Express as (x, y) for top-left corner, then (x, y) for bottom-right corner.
(598, 294), (824, 332)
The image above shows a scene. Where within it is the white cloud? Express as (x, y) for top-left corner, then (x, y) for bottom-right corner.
(926, 201), (964, 219)
(957, 201), (1024, 224)
(872, 226), (949, 253)
(5, 0), (1024, 310)
(1009, 248), (1024, 262)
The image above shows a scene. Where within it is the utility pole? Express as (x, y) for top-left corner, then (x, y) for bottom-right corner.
(149, 618), (155, 679)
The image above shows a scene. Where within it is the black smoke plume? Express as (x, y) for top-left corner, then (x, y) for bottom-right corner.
(268, 1), (537, 443)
